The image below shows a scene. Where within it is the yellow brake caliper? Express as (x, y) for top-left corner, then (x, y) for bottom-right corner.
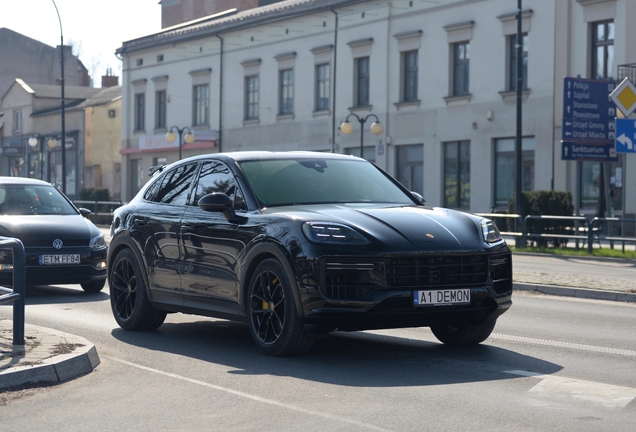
(262, 278), (278, 310)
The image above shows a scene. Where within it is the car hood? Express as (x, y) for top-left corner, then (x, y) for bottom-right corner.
(0, 215), (99, 246)
(264, 204), (487, 251)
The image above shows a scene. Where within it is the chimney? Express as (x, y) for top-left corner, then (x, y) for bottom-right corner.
(101, 68), (119, 88)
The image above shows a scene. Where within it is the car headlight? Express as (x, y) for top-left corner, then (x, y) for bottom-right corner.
(480, 219), (502, 243)
(89, 233), (107, 250)
(302, 222), (369, 245)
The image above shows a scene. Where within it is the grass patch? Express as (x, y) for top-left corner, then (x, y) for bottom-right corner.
(511, 246), (636, 259)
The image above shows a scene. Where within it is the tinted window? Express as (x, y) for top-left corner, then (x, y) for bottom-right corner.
(194, 161), (246, 211)
(145, 163), (198, 205)
(0, 185), (77, 215)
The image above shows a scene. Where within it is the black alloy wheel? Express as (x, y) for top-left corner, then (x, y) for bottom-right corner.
(430, 321), (496, 346)
(109, 248), (166, 330)
(248, 258), (314, 356)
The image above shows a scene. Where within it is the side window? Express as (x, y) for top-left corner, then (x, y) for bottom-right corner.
(194, 161), (247, 211)
(146, 163), (198, 205)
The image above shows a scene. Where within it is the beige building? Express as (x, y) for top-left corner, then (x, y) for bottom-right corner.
(81, 86), (123, 200)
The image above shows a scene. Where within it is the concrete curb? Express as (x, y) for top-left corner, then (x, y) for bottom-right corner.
(0, 324), (100, 391)
(514, 283), (636, 303)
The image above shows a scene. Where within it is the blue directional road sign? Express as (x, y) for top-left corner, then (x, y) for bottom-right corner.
(561, 141), (618, 161)
(615, 118), (636, 153)
(562, 77), (616, 142)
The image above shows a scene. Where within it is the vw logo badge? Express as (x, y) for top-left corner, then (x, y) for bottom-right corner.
(52, 239), (64, 249)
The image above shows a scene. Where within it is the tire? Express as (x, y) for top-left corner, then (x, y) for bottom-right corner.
(247, 258), (315, 356)
(109, 248), (166, 330)
(81, 279), (106, 293)
(430, 321), (496, 346)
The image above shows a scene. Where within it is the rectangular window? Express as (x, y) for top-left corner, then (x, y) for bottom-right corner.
(592, 20), (614, 79)
(355, 56), (370, 107)
(580, 158), (623, 212)
(403, 51), (419, 102)
(509, 33), (528, 91)
(245, 76), (259, 120)
(134, 93), (145, 131)
(13, 110), (22, 133)
(396, 144), (424, 195)
(453, 42), (470, 96)
(279, 69), (294, 115)
(193, 84), (209, 126)
(315, 63), (330, 111)
(444, 140), (470, 209)
(155, 91), (166, 129)
(494, 137), (535, 208)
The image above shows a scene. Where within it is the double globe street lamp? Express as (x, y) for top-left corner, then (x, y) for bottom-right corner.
(340, 113), (383, 160)
(165, 126), (195, 161)
(28, 134), (58, 182)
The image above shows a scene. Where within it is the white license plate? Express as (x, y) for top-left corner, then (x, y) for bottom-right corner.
(39, 254), (81, 265)
(413, 289), (471, 306)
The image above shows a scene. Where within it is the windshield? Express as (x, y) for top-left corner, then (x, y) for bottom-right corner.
(0, 185), (78, 216)
(239, 158), (416, 207)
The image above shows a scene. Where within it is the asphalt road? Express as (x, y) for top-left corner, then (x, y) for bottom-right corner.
(1, 284), (635, 431)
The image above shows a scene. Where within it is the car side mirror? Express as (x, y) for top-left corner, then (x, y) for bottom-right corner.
(198, 193), (237, 221)
(410, 191), (426, 205)
(79, 208), (92, 218)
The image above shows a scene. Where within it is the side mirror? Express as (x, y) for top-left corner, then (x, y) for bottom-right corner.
(198, 193), (236, 221)
(410, 191), (426, 205)
(79, 208), (92, 218)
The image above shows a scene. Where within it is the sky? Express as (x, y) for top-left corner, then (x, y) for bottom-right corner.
(0, 0), (162, 87)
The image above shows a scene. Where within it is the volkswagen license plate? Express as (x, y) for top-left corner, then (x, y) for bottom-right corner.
(39, 254), (81, 265)
(413, 289), (471, 306)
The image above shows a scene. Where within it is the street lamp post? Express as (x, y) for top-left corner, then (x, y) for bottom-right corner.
(340, 113), (383, 159)
(514, 0), (524, 247)
(165, 126), (195, 160)
(27, 134), (43, 179)
(52, 0), (66, 194)
(47, 138), (58, 183)
(28, 135), (58, 182)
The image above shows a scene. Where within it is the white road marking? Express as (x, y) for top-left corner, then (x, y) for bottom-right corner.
(363, 329), (636, 358)
(491, 333), (636, 357)
(505, 370), (636, 409)
(103, 355), (393, 432)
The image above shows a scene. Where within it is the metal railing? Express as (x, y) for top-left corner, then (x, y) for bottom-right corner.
(474, 213), (524, 238)
(0, 237), (27, 353)
(475, 213), (636, 254)
(524, 215), (592, 252)
(74, 200), (126, 225)
(590, 217), (636, 254)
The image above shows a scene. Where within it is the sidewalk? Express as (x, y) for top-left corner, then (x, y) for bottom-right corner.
(1, 234), (635, 391)
(0, 319), (100, 391)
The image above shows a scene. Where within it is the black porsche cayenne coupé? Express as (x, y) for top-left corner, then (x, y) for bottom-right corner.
(108, 152), (512, 355)
(0, 177), (108, 292)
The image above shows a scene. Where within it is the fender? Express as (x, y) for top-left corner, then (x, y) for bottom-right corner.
(239, 239), (305, 318)
(108, 234), (157, 303)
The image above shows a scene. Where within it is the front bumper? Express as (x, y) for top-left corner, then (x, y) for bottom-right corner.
(0, 246), (107, 286)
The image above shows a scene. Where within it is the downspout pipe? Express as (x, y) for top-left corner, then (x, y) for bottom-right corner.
(330, 7), (339, 153)
(216, 34), (224, 153)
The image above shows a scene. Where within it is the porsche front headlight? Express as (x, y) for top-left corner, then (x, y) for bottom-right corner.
(302, 222), (369, 245)
(480, 219), (502, 243)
